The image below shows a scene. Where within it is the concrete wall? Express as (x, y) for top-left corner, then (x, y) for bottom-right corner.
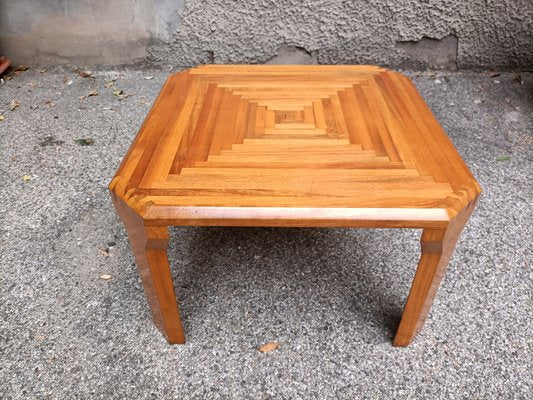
(1, 0), (532, 70)
(0, 0), (183, 65)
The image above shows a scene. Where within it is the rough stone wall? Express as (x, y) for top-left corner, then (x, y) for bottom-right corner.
(1, 0), (532, 69)
(150, 0), (533, 70)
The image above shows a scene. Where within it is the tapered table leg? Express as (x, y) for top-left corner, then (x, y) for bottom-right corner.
(110, 193), (185, 344)
(393, 199), (478, 346)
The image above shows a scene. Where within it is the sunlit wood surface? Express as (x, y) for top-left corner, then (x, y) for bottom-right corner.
(109, 65), (481, 346)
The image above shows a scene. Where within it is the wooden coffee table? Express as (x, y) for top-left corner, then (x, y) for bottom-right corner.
(109, 65), (481, 346)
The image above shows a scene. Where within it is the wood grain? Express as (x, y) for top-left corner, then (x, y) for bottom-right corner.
(109, 65), (481, 346)
(393, 198), (478, 346)
(110, 192), (185, 344)
(110, 65), (480, 223)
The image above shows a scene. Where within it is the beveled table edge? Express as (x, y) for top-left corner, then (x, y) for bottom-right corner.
(140, 204), (451, 228)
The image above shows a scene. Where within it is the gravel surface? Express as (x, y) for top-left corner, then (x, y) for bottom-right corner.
(0, 67), (531, 399)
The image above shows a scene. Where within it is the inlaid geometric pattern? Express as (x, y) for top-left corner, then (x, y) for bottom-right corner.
(110, 65), (481, 227)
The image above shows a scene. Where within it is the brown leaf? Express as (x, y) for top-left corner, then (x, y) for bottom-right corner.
(13, 64), (29, 72)
(104, 81), (114, 88)
(512, 73), (523, 84)
(259, 342), (279, 353)
(78, 70), (92, 78)
(488, 71), (501, 78)
(88, 90), (98, 97)
(112, 89), (123, 96)
(99, 248), (110, 257)
(63, 76), (73, 86)
(10, 99), (20, 111)
(79, 95), (86, 100)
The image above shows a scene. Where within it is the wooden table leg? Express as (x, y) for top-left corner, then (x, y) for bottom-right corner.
(110, 193), (185, 344)
(393, 199), (478, 346)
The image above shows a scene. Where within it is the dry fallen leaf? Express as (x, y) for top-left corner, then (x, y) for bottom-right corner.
(79, 95), (86, 100)
(488, 71), (501, 78)
(10, 99), (20, 111)
(78, 70), (92, 78)
(0, 115), (4, 121)
(512, 73), (523, 84)
(22, 175), (31, 182)
(44, 99), (55, 107)
(104, 81), (114, 88)
(99, 248), (110, 257)
(259, 342), (279, 353)
(112, 89), (123, 97)
(99, 274), (112, 280)
(88, 90), (98, 97)
(13, 64), (29, 72)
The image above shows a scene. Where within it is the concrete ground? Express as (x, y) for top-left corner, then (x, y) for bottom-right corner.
(0, 67), (531, 399)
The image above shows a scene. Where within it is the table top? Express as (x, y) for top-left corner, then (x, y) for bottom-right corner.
(109, 65), (481, 228)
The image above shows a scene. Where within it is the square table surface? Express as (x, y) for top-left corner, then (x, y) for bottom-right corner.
(110, 65), (480, 229)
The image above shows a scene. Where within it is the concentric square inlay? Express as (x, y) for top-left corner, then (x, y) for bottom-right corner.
(110, 65), (480, 226)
